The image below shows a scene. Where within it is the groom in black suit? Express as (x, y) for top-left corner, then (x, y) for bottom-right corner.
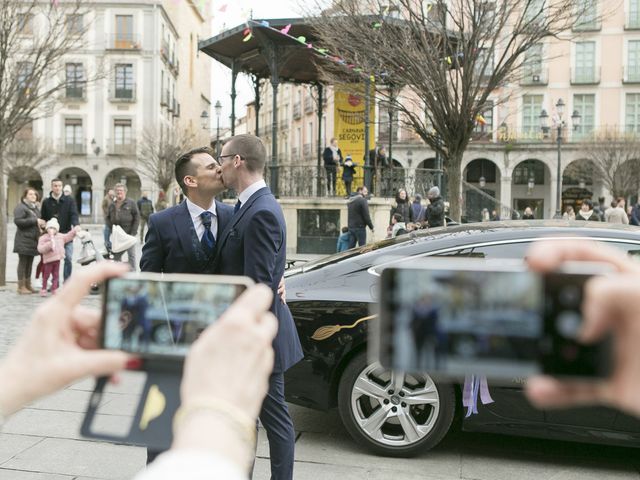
(214, 134), (303, 480)
(140, 147), (232, 274)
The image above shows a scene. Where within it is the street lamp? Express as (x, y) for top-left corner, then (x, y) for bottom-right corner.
(214, 100), (222, 156)
(539, 99), (581, 218)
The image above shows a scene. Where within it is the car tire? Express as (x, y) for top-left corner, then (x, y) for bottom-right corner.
(337, 351), (455, 457)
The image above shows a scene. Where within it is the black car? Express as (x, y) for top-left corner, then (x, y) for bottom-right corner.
(283, 221), (640, 457)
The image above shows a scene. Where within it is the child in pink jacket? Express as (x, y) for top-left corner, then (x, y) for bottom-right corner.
(37, 218), (80, 296)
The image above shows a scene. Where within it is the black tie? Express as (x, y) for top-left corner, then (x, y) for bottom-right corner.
(234, 200), (242, 214)
(200, 211), (216, 256)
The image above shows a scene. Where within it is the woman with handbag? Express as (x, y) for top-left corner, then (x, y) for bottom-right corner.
(13, 188), (45, 294)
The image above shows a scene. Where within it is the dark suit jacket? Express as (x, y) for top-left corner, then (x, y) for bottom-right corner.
(213, 187), (303, 373)
(140, 200), (233, 274)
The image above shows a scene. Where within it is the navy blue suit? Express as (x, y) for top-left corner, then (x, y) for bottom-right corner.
(140, 200), (233, 274)
(213, 186), (303, 480)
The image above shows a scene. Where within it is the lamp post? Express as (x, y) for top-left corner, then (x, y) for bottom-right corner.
(214, 100), (222, 156)
(539, 99), (581, 218)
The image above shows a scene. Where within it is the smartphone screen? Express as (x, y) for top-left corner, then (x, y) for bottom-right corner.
(378, 264), (610, 380)
(380, 268), (543, 378)
(102, 276), (247, 357)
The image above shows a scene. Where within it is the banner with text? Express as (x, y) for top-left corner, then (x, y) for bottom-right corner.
(334, 83), (375, 195)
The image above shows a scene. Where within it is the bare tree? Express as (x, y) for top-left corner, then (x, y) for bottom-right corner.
(138, 125), (198, 195)
(581, 129), (640, 199)
(4, 135), (55, 184)
(0, 0), (95, 285)
(309, 0), (609, 220)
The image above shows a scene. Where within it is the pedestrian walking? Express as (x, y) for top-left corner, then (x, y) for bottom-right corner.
(630, 201), (640, 226)
(390, 188), (414, 225)
(575, 199), (601, 221)
(426, 186), (445, 227)
(411, 194), (425, 222)
(341, 155), (356, 197)
(522, 206), (535, 220)
(605, 198), (629, 224)
(106, 183), (139, 269)
(155, 190), (168, 212)
(136, 191), (154, 243)
(347, 185), (375, 248)
(563, 205), (576, 220)
(322, 137), (342, 196)
(40, 178), (79, 282)
(37, 219), (79, 296)
(13, 188), (45, 294)
(336, 226), (351, 252)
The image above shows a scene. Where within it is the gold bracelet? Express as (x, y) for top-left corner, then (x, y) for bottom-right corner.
(173, 398), (257, 447)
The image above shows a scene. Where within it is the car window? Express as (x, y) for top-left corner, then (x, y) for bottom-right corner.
(432, 242), (531, 259)
(433, 240), (640, 259)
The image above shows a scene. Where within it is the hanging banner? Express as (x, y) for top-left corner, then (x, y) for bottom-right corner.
(333, 83), (375, 195)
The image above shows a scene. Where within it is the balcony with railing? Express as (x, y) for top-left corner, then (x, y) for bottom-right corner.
(107, 139), (137, 156)
(571, 67), (600, 85)
(256, 165), (443, 199)
(302, 143), (313, 159)
(291, 146), (300, 162)
(59, 138), (86, 155)
(623, 66), (640, 84)
(107, 34), (141, 50)
(293, 102), (301, 119)
(109, 83), (136, 102)
(304, 96), (314, 114)
(64, 84), (86, 101)
(519, 69), (549, 86)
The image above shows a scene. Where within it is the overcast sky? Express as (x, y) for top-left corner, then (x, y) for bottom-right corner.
(206, 0), (326, 129)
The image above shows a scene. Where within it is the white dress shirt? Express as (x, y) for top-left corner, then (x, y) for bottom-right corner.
(186, 198), (218, 241)
(133, 450), (245, 480)
(237, 180), (267, 210)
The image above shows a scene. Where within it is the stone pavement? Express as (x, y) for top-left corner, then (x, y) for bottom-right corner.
(1, 226), (640, 479)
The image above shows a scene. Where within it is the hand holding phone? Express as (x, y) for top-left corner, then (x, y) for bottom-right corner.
(101, 273), (254, 359)
(375, 258), (612, 381)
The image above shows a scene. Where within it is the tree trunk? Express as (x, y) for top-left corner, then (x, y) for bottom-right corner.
(445, 151), (463, 222)
(0, 149), (7, 286)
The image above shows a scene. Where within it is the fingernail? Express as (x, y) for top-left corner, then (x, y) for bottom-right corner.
(125, 358), (143, 370)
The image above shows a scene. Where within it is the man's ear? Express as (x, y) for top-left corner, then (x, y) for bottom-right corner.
(183, 175), (197, 188)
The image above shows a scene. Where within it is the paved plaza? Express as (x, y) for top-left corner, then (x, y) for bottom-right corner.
(0, 225), (639, 479)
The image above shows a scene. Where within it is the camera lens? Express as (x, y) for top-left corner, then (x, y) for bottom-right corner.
(556, 311), (581, 339)
(559, 285), (581, 308)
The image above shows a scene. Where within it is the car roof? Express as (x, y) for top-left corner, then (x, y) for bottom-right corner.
(291, 221), (640, 274)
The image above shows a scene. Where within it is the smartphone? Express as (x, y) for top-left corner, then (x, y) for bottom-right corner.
(375, 259), (611, 380)
(101, 273), (253, 358)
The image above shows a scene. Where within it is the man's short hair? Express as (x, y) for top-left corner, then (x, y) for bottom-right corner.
(224, 134), (266, 173)
(393, 213), (403, 223)
(114, 183), (127, 192)
(355, 186), (364, 193)
(583, 198), (593, 209)
(341, 226), (349, 233)
(51, 178), (62, 185)
(175, 146), (213, 195)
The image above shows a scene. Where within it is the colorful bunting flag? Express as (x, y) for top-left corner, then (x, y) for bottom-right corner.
(280, 24), (291, 35)
(476, 114), (487, 125)
(218, 4), (228, 12)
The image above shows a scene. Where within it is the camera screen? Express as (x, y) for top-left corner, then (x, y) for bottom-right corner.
(383, 268), (544, 378)
(103, 278), (244, 357)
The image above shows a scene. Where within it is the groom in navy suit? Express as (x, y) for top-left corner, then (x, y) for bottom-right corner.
(214, 134), (303, 480)
(140, 147), (233, 274)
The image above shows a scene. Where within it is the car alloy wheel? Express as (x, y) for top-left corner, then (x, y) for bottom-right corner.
(338, 352), (455, 457)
